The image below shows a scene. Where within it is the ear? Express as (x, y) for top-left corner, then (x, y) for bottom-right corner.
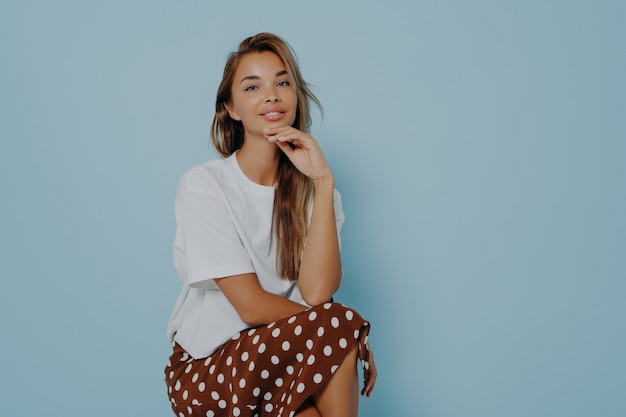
(224, 102), (242, 121)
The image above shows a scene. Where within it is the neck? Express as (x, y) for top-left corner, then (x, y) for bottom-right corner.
(236, 133), (281, 186)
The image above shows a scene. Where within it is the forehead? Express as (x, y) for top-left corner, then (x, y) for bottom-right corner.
(234, 51), (287, 79)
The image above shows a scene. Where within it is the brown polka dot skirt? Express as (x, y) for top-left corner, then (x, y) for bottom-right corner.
(164, 302), (371, 417)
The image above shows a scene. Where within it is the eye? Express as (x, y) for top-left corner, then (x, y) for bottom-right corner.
(277, 80), (290, 87)
(244, 85), (258, 91)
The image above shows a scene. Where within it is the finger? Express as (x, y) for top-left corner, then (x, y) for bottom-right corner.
(361, 371), (377, 397)
(268, 135), (304, 152)
(274, 130), (305, 143)
(361, 383), (369, 397)
(274, 140), (295, 156)
(263, 126), (297, 138)
(265, 127), (313, 147)
(367, 373), (377, 396)
(264, 129), (299, 143)
(273, 136), (311, 152)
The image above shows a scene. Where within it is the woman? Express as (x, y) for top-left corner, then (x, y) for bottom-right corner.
(165, 33), (377, 417)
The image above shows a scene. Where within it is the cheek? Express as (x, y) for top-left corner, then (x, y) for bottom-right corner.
(292, 96), (299, 116)
(233, 96), (256, 116)
(287, 93), (298, 112)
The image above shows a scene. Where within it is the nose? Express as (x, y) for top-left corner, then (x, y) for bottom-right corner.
(265, 86), (280, 102)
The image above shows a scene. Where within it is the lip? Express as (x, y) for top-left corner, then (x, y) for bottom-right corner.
(260, 107), (286, 122)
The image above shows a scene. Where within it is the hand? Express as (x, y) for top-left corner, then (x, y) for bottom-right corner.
(264, 126), (332, 181)
(361, 343), (378, 397)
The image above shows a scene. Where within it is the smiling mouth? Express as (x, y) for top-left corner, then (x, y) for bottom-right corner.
(262, 111), (283, 116)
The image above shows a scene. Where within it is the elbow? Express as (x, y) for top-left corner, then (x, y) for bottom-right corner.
(300, 270), (342, 307)
(301, 284), (339, 307)
(239, 315), (264, 327)
(302, 293), (333, 307)
(237, 308), (266, 327)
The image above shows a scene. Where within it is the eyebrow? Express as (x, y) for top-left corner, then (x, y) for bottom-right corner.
(239, 70), (288, 84)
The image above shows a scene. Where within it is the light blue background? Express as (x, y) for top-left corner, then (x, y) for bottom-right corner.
(1, 1), (624, 416)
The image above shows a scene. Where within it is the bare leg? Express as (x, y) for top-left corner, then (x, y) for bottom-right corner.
(295, 399), (322, 417)
(311, 346), (359, 417)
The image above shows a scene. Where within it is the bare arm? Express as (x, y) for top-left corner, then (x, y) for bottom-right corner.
(213, 174), (341, 324)
(215, 273), (308, 326)
(265, 126), (343, 306)
(297, 175), (342, 305)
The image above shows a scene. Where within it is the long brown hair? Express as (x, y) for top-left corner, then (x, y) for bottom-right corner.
(211, 33), (322, 281)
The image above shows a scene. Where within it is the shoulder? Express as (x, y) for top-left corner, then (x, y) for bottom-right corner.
(176, 157), (232, 194)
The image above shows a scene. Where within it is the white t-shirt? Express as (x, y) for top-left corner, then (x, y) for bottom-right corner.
(167, 152), (345, 359)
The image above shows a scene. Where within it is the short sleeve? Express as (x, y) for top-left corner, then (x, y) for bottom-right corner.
(333, 189), (345, 249)
(174, 176), (254, 289)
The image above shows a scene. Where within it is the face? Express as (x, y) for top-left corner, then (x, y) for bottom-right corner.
(225, 51), (297, 139)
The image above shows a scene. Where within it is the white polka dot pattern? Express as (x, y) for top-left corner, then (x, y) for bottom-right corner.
(164, 303), (371, 417)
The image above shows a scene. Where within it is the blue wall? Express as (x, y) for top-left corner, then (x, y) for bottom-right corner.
(1, 1), (624, 416)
